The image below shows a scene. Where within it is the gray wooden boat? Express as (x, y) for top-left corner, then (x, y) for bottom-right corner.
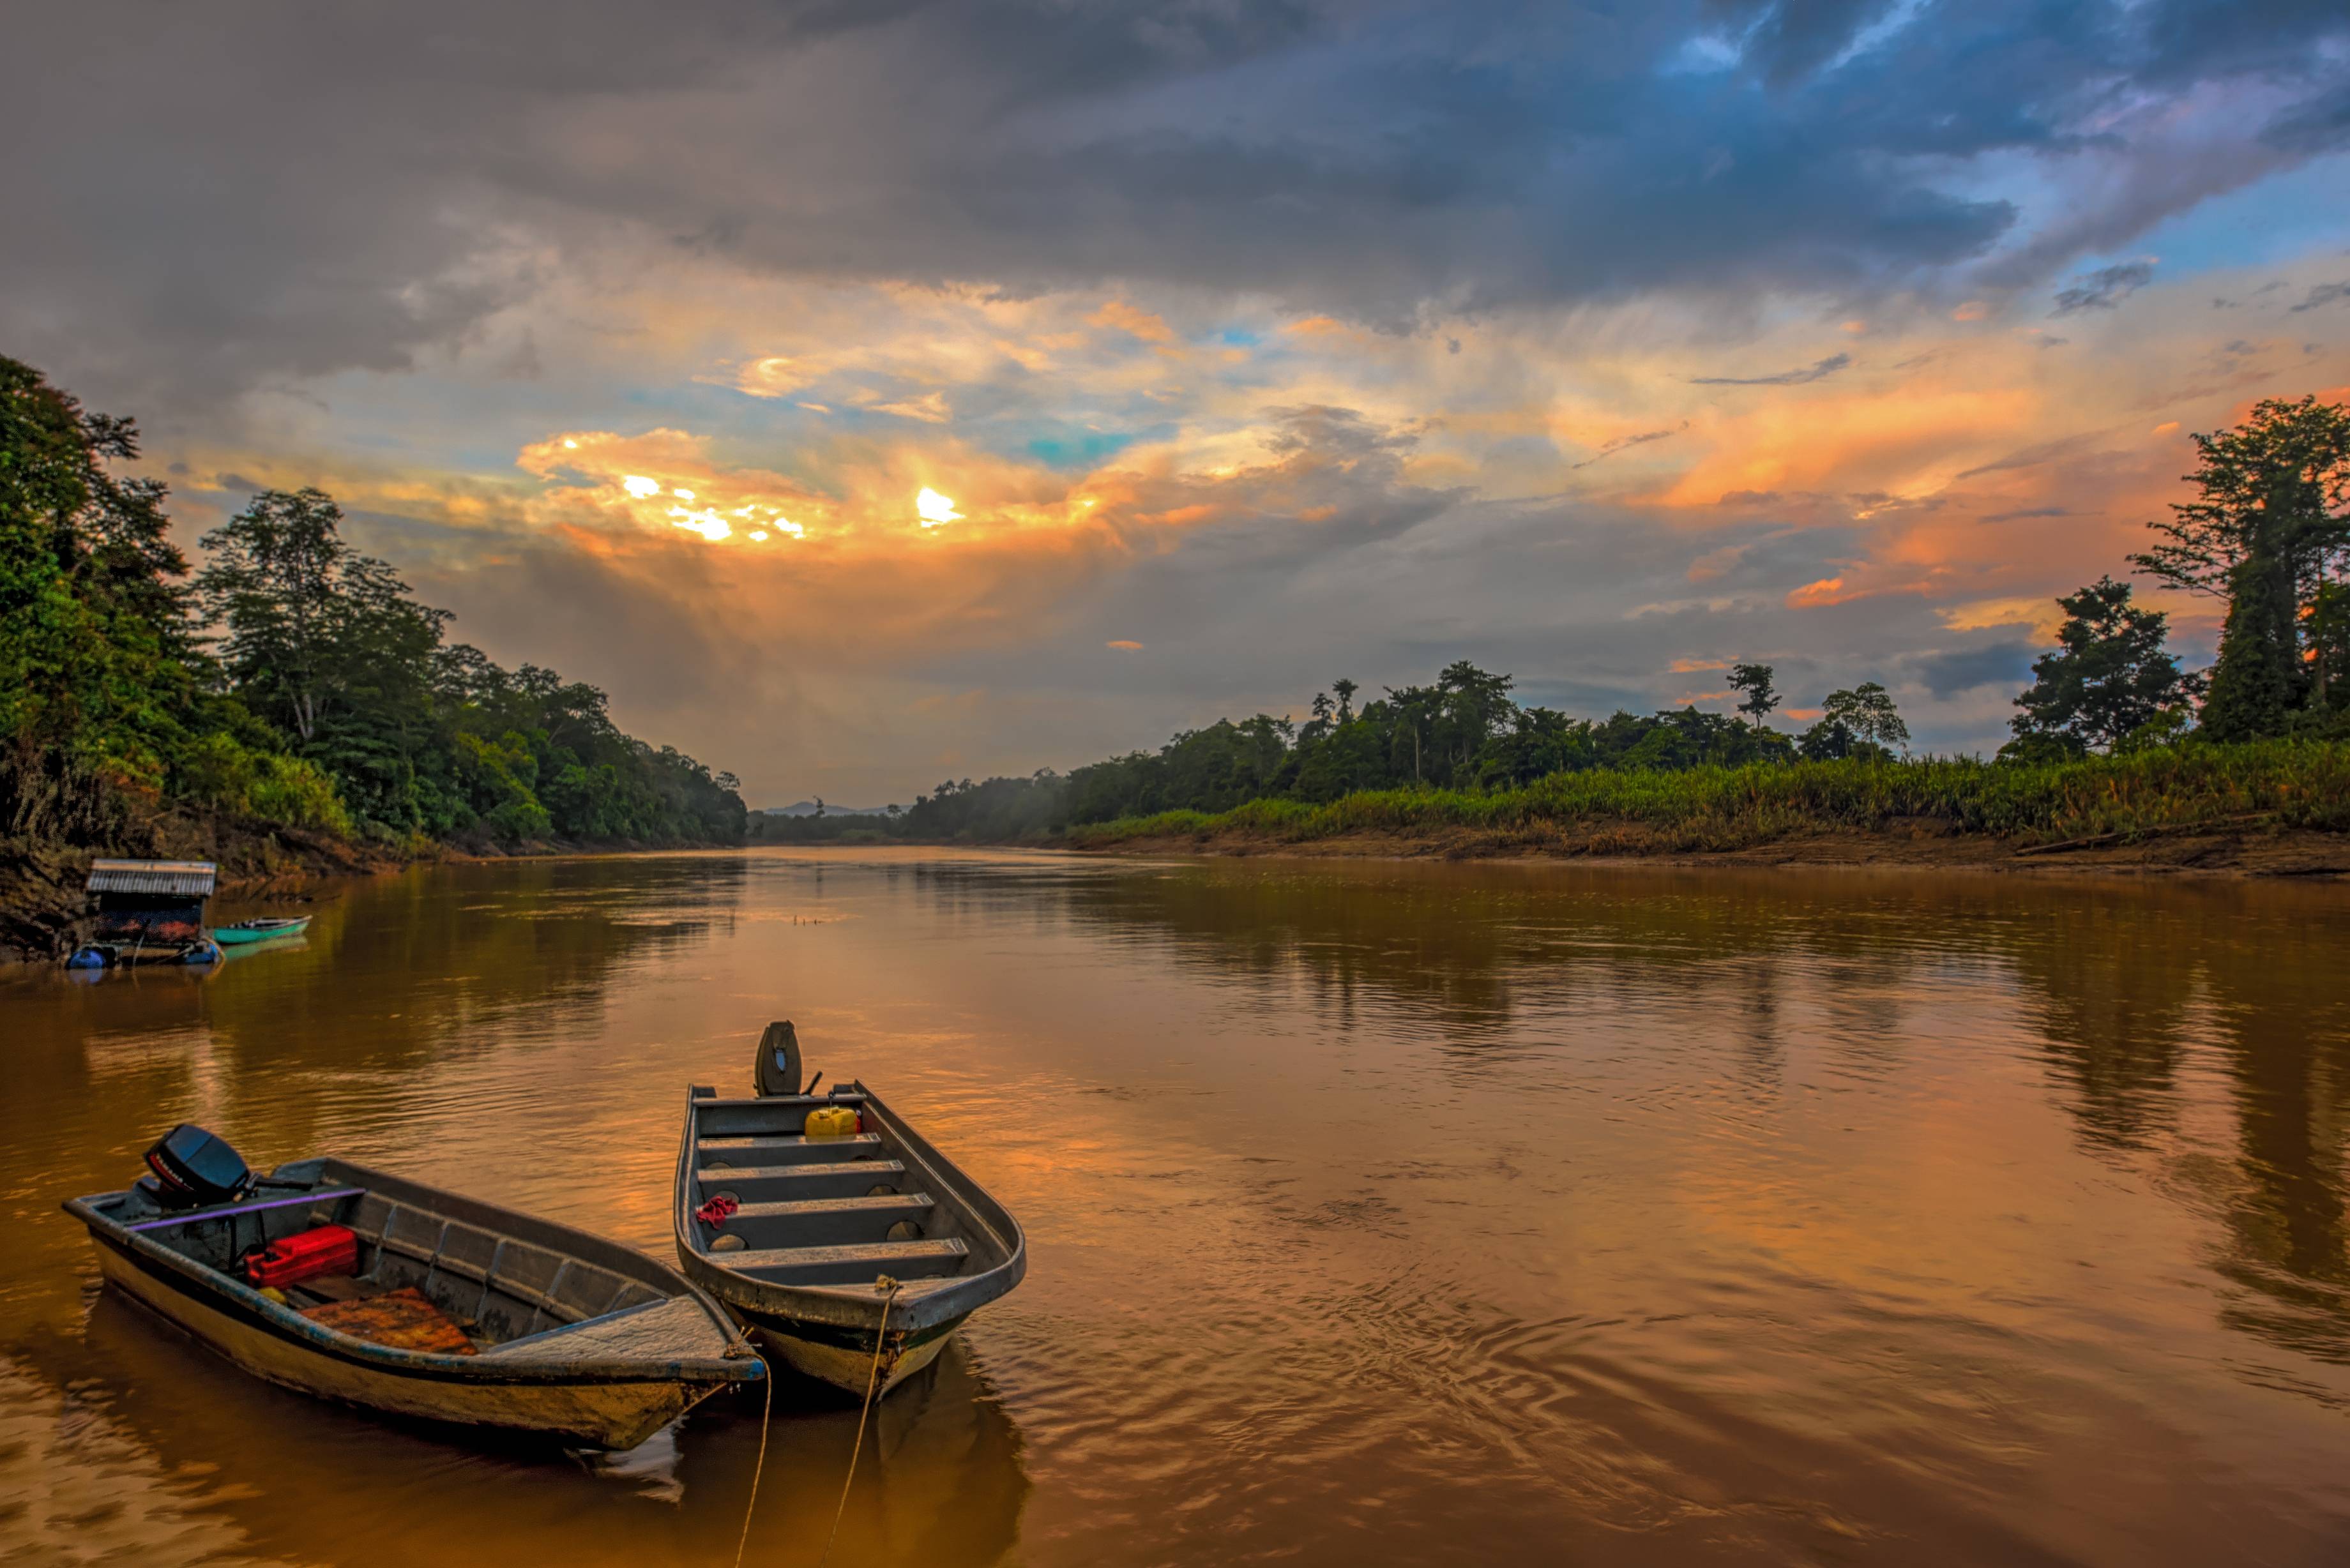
(674, 1022), (1025, 1397)
(65, 1156), (763, 1449)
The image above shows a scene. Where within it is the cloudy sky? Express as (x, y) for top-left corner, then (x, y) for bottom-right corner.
(9, 1), (2350, 803)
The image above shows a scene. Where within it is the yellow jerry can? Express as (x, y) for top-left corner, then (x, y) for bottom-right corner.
(804, 1104), (861, 1139)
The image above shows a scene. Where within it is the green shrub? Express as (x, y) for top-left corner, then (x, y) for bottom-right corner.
(172, 732), (352, 834)
(1067, 741), (2350, 851)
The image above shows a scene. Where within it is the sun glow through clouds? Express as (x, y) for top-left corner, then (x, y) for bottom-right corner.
(669, 506), (730, 541)
(917, 486), (962, 526)
(623, 474), (661, 498)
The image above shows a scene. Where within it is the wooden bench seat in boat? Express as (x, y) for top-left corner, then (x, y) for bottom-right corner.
(694, 1159), (909, 1202)
(721, 1237), (970, 1286)
(698, 1133), (886, 1164)
(715, 1193), (936, 1249)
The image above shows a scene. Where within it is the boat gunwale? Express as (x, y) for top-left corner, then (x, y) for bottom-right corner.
(674, 1083), (1027, 1338)
(67, 1157), (761, 1388)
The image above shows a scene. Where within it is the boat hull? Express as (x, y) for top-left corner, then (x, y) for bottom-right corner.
(90, 1238), (722, 1449)
(732, 1301), (966, 1396)
(212, 919), (310, 946)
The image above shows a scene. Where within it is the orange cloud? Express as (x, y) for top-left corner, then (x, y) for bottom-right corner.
(1091, 299), (1177, 344)
(1938, 596), (2065, 638)
(1787, 576), (1853, 608)
(1106, 639), (1143, 651)
(1669, 657), (1730, 673)
(1659, 384), (2039, 508)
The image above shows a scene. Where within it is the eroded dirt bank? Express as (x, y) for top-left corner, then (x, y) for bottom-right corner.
(1076, 821), (2350, 879)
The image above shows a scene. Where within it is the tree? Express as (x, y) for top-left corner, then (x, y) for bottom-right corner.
(1798, 718), (1861, 762)
(1331, 677), (1358, 725)
(1, 355), (204, 829)
(1436, 660), (1515, 773)
(2131, 396), (2350, 739)
(1821, 682), (1909, 755)
(1300, 691), (1335, 746)
(2310, 582), (2350, 713)
(2010, 577), (2192, 750)
(199, 488), (448, 750)
(1728, 663), (1779, 727)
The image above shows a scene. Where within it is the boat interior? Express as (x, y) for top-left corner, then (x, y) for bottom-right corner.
(686, 1090), (1013, 1297)
(100, 1170), (684, 1355)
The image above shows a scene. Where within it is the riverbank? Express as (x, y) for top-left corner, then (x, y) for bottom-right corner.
(1073, 818), (2350, 877)
(1063, 741), (2350, 879)
(0, 820), (752, 960)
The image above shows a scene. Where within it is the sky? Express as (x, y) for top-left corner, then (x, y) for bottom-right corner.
(8, 1), (2350, 804)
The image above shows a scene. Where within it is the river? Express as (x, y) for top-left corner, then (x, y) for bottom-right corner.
(4, 849), (2349, 1565)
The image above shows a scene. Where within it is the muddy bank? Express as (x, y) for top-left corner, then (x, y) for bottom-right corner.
(0, 821), (773, 960)
(1076, 819), (2350, 879)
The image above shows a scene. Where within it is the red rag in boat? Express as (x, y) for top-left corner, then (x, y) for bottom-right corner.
(694, 1193), (739, 1227)
(242, 1225), (360, 1289)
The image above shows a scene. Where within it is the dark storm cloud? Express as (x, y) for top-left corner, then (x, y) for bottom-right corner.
(5, 0), (2347, 414)
(2051, 262), (2155, 315)
(1905, 640), (2040, 698)
(1690, 353), (1853, 386)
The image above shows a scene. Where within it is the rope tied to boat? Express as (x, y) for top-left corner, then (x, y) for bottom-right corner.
(814, 1274), (904, 1568)
(730, 1358), (774, 1568)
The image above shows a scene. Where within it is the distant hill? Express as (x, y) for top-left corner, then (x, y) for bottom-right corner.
(759, 801), (893, 817)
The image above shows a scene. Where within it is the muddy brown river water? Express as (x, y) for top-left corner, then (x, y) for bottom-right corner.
(5, 849), (2350, 1566)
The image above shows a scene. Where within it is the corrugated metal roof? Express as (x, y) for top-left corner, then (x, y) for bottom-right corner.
(86, 859), (218, 896)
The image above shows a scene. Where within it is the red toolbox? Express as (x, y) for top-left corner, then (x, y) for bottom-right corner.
(242, 1225), (361, 1290)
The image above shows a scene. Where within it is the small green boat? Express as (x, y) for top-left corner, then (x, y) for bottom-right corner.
(210, 917), (312, 946)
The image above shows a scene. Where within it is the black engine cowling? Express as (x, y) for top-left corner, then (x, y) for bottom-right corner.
(141, 1123), (253, 1209)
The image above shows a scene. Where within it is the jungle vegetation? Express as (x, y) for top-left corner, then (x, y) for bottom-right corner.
(1, 355), (746, 854)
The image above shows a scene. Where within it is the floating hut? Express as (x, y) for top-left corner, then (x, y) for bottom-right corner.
(68, 861), (221, 968)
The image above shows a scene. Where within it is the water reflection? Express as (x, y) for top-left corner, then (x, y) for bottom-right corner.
(6, 1302), (1027, 1567)
(1037, 859), (2350, 1371)
(6, 850), (2350, 1565)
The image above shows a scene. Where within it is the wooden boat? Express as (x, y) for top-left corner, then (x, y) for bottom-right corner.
(65, 1152), (764, 1449)
(674, 1023), (1025, 1398)
(211, 916), (313, 946)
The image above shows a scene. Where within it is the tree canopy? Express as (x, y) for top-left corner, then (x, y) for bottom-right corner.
(2010, 577), (2193, 751)
(2131, 395), (2350, 740)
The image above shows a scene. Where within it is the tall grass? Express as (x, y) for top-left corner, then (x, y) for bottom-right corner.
(1064, 740), (2350, 853)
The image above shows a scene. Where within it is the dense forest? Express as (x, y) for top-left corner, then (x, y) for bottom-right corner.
(759, 394), (2350, 847)
(1, 355), (747, 858)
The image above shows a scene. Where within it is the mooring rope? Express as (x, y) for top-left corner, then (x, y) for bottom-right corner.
(814, 1275), (903, 1568)
(731, 1356), (775, 1568)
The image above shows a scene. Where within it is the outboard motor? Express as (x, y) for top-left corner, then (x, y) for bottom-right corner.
(140, 1123), (253, 1210)
(753, 1020), (805, 1098)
